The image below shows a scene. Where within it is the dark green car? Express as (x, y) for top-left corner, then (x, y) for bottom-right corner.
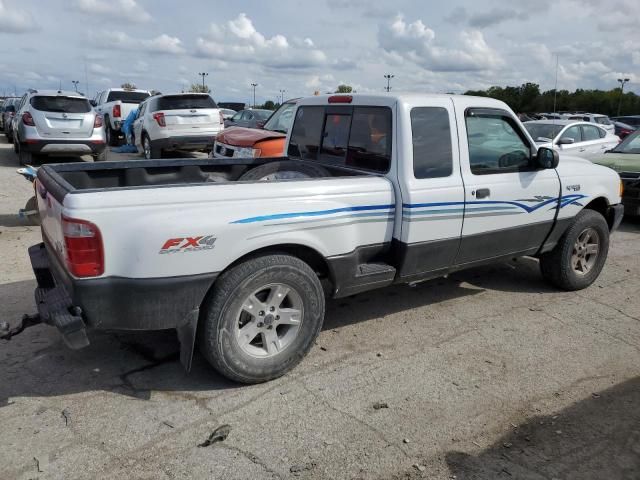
(594, 129), (640, 216)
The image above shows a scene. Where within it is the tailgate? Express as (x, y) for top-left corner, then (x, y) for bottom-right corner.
(36, 178), (67, 265)
(163, 108), (219, 132)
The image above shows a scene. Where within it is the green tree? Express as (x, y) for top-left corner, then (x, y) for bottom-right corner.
(188, 84), (211, 93)
(335, 84), (353, 93)
(262, 100), (275, 110)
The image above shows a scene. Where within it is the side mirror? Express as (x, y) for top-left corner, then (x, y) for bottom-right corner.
(557, 137), (574, 145)
(536, 147), (559, 169)
(90, 100), (97, 107)
(256, 121), (265, 129)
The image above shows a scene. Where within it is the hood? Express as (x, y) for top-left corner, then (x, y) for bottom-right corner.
(216, 126), (285, 147)
(592, 152), (640, 173)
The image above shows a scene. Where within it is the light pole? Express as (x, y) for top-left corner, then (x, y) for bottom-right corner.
(72, 80), (79, 92)
(617, 78), (630, 116)
(384, 74), (394, 92)
(198, 72), (209, 91)
(251, 83), (258, 108)
(279, 89), (285, 104)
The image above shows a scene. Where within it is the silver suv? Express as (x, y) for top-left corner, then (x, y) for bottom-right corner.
(13, 90), (106, 164)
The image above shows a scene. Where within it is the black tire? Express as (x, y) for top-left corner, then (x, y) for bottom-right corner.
(199, 254), (325, 383)
(17, 142), (32, 166)
(238, 160), (330, 181)
(105, 121), (119, 147)
(7, 128), (14, 144)
(93, 149), (107, 162)
(24, 196), (40, 226)
(540, 209), (610, 291)
(142, 133), (161, 159)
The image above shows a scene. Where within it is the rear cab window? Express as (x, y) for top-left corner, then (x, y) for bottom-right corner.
(30, 96), (91, 113)
(155, 95), (217, 111)
(288, 105), (392, 173)
(106, 91), (151, 103)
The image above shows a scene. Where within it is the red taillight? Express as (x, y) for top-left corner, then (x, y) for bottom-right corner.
(219, 111), (224, 125)
(94, 115), (103, 128)
(153, 112), (166, 127)
(112, 104), (121, 118)
(62, 215), (104, 278)
(328, 95), (353, 104)
(22, 112), (35, 126)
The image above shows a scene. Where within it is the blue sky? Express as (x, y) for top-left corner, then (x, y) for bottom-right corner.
(0, 0), (638, 104)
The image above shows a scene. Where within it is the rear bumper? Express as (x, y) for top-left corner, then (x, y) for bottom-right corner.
(28, 241), (218, 336)
(152, 135), (215, 151)
(23, 139), (106, 155)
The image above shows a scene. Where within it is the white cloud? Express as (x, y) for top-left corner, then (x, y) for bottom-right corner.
(0, 0), (38, 33)
(73, 0), (151, 23)
(378, 15), (502, 72)
(90, 31), (185, 55)
(196, 13), (327, 69)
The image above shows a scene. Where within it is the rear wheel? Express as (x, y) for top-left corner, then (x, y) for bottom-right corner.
(105, 123), (119, 146)
(17, 142), (32, 166)
(199, 254), (325, 383)
(540, 209), (609, 290)
(142, 133), (161, 159)
(238, 160), (330, 181)
(93, 149), (107, 162)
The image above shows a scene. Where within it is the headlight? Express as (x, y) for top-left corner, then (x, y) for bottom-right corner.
(234, 147), (261, 158)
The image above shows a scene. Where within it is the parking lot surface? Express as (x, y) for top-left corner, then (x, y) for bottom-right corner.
(1, 138), (639, 479)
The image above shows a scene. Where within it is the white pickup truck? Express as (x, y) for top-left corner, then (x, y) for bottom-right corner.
(27, 93), (623, 383)
(92, 88), (151, 145)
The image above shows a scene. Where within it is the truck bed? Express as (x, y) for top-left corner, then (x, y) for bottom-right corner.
(37, 157), (368, 200)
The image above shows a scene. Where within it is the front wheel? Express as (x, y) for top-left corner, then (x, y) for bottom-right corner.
(199, 254), (326, 383)
(540, 209), (610, 291)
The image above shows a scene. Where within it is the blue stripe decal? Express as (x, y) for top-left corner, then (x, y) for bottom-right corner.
(402, 195), (587, 214)
(403, 206), (517, 215)
(231, 204), (395, 224)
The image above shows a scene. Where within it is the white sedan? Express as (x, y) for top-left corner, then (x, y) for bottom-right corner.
(524, 120), (620, 160)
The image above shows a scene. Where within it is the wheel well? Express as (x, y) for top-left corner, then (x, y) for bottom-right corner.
(219, 244), (333, 295)
(584, 197), (613, 229)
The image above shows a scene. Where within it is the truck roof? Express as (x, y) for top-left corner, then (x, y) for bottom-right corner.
(106, 88), (150, 93)
(296, 92), (511, 110)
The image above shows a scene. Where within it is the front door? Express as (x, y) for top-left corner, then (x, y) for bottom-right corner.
(455, 105), (561, 265)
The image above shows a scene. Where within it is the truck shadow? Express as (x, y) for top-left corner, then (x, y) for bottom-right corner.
(0, 260), (558, 406)
(445, 376), (640, 480)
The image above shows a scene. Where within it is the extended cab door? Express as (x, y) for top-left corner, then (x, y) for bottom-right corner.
(455, 102), (561, 264)
(395, 98), (465, 280)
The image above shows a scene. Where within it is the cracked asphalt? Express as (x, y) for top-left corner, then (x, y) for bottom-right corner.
(1, 137), (639, 479)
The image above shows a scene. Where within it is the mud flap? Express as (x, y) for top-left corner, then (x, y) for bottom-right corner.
(177, 309), (199, 372)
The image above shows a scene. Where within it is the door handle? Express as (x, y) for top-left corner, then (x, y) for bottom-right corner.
(474, 188), (490, 199)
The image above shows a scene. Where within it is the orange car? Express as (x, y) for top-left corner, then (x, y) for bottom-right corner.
(211, 100), (297, 159)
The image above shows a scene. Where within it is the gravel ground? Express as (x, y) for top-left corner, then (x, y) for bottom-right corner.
(1, 136), (639, 480)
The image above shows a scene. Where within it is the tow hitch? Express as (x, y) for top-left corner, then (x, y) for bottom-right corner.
(0, 314), (43, 341)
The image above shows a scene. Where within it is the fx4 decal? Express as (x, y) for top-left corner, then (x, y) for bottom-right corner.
(159, 235), (217, 254)
(566, 184), (581, 192)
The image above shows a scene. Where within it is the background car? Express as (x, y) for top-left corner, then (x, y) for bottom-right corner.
(132, 93), (224, 159)
(561, 113), (614, 133)
(593, 129), (640, 216)
(224, 108), (272, 129)
(2, 98), (20, 141)
(13, 90), (106, 164)
(524, 120), (619, 159)
(93, 87), (151, 146)
(219, 108), (236, 120)
(613, 121), (636, 140)
(212, 99), (298, 159)
(611, 115), (640, 129)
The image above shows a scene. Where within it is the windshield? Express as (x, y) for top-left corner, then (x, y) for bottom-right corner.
(613, 130), (640, 154)
(30, 96), (91, 113)
(524, 123), (564, 142)
(155, 95), (217, 110)
(263, 102), (296, 133)
(106, 91), (150, 103)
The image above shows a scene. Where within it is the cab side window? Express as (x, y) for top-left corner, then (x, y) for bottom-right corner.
(411, 107), (452, 179)
(465, 109), (532, 175)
